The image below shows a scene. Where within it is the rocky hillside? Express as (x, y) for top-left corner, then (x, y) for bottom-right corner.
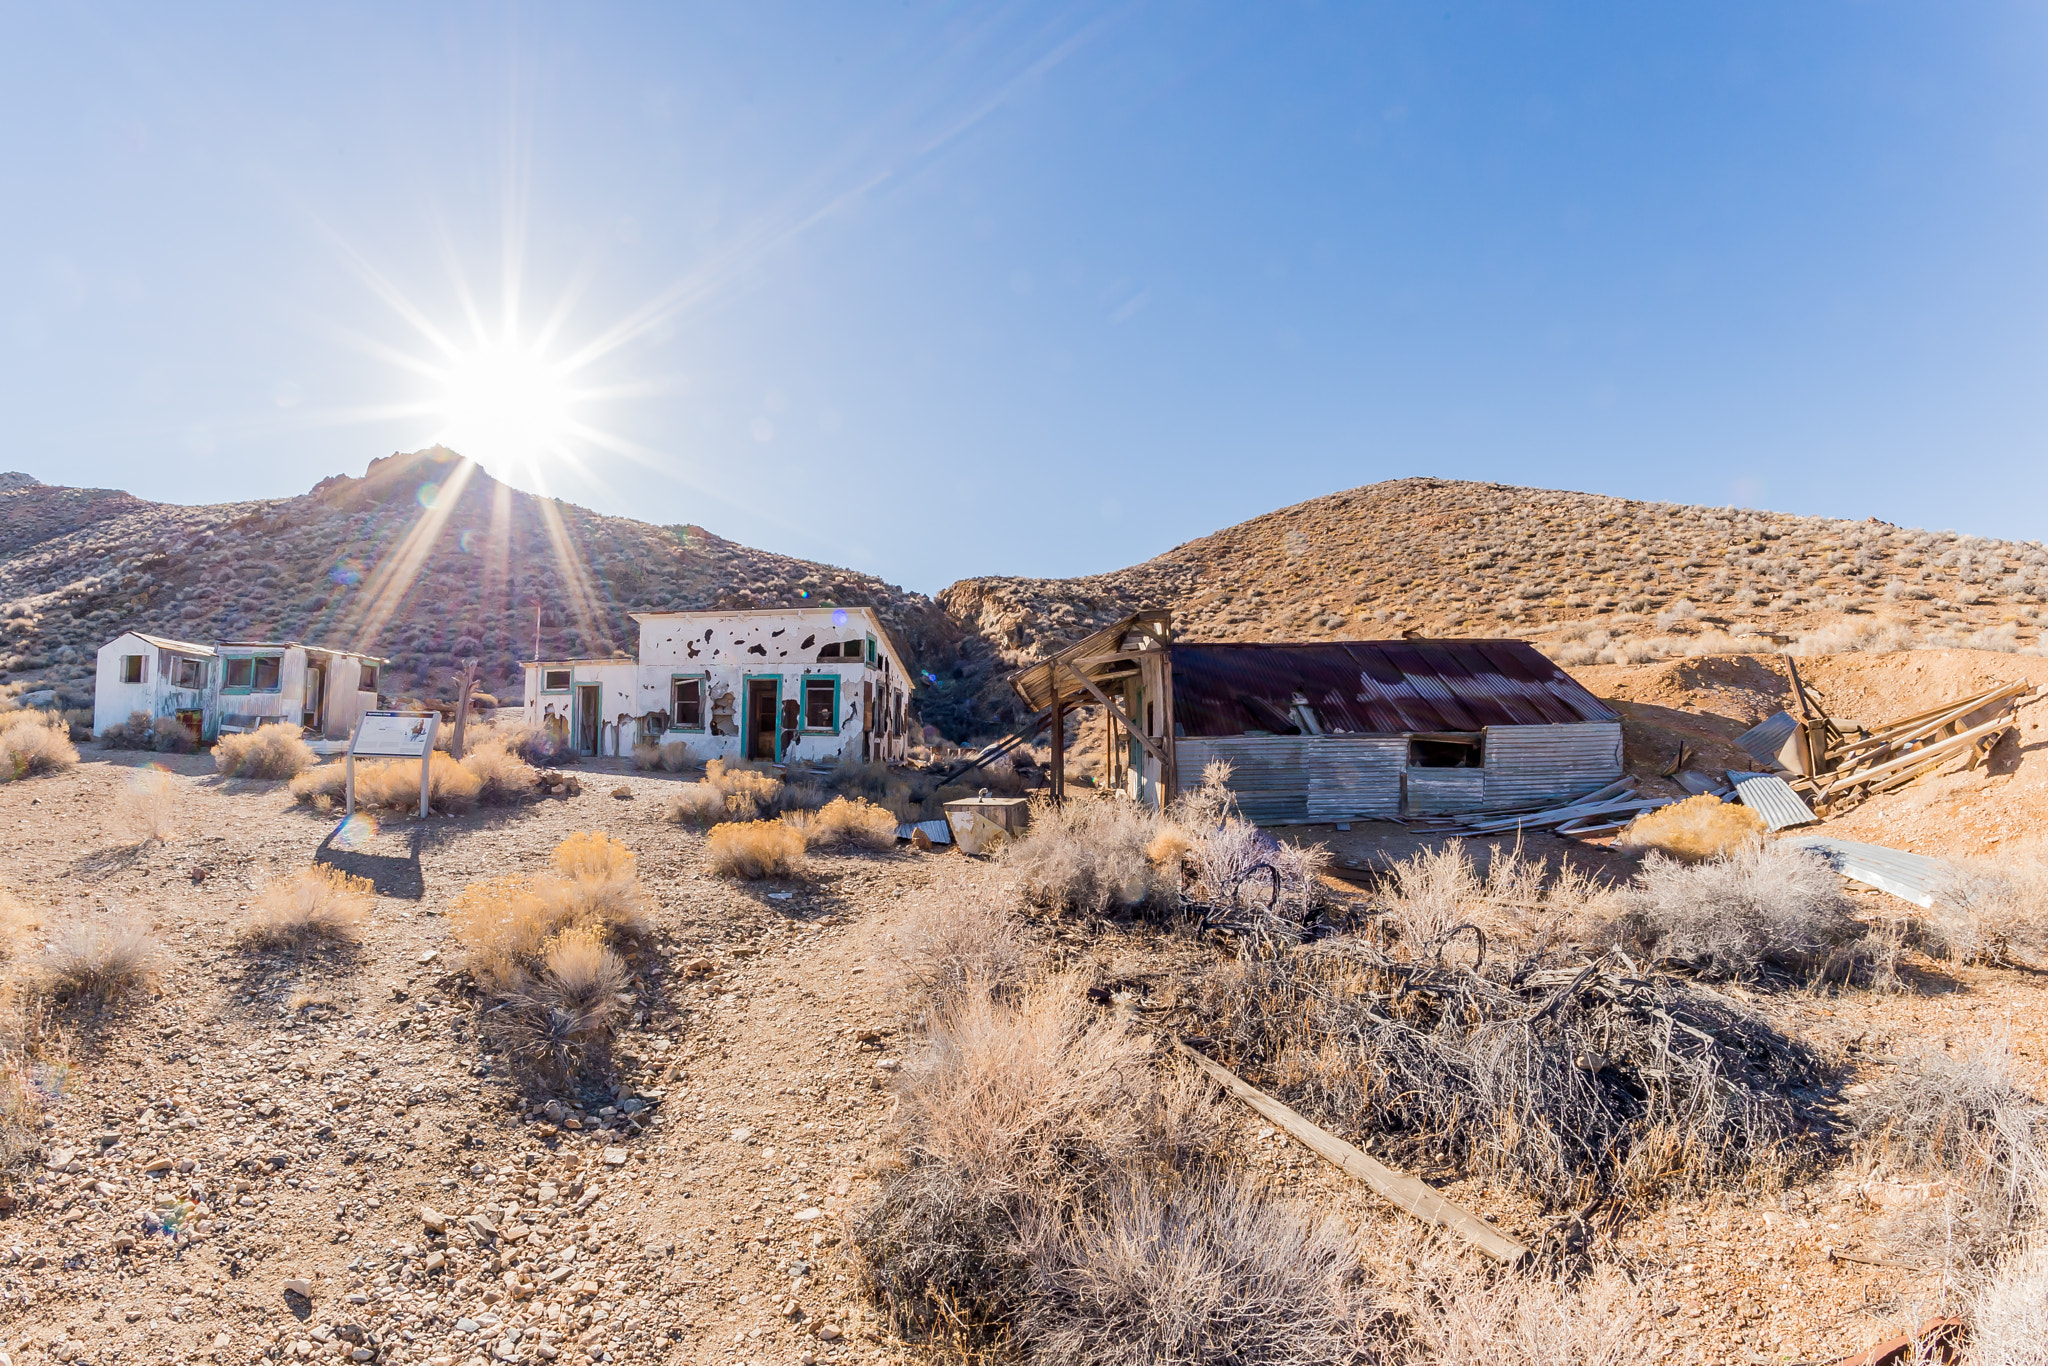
(0, 449), (963, 719)
(934, 477), (2048, 730)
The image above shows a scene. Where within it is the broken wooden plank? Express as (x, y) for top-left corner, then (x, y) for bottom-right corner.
(1817, 713), (2014, 796)
(1457, 796), (1671, 834)
(1172, 1038), (1530, 1263)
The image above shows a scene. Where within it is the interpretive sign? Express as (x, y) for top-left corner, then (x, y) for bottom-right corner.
(345, 710), (440, 819)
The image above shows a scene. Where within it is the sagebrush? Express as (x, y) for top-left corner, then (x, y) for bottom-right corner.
(0, 710), (77, 782)
(114, 765), (180, 844)
(1618, 794), (1765, 863)
(213, 724), (316, 779)
(705, 821), (806, 879)
(243, 865), (375, 946)
(1609, 842), (1873, 982)
(290, 740), (537, 814)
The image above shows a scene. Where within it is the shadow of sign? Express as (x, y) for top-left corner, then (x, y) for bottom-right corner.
(315, 822), (425, 900)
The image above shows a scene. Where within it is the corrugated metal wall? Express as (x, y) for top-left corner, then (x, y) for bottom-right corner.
(1179, 722), (1621, 823)
(1480, 722), (1623, 809)
(1178, 735), (1404, 823)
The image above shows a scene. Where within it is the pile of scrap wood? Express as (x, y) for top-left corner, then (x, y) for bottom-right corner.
(1735, 663), (2033, 816)
(1404, 776), (1679, 838)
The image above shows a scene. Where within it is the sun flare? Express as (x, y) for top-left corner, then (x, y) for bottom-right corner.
(431, 341), (575, 479)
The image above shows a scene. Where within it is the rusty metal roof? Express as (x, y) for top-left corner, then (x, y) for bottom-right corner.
(1169, 639), (1618, 738)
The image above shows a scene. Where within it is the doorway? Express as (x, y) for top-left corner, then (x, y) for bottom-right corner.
(576, 685), (601, 756)
(746, 678), (780, 761)
(175, 710), (203, 747)
(303, 664), (325, 732)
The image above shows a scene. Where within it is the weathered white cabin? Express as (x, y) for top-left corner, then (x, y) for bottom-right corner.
(91, 633), (387, 745)
(93, 632), (220, 744)
(519, 607), (916, 764)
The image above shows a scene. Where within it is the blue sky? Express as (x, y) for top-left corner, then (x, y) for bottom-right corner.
(5, 3), (2047, 593)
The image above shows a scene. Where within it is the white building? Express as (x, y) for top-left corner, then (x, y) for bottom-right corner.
(92, 633), (387, 744)
(520, 607), (916, 764)
(93, 631), (221, 744)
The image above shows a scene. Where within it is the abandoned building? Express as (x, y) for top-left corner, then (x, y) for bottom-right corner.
(1010, 613), (1622, 823)
(519, 606), (916, 763)
(92, 632), (387, 744)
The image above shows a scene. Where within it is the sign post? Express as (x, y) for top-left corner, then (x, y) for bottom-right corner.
(345, 710), (441, 820)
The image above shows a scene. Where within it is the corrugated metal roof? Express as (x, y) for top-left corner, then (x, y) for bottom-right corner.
(1781, 835), (1952, 909)
(129, 632), (215, 657)
(1735, 711), (1798, 769)
(1170, 639), (1617, 738)
(1728, 770), (1819, 831)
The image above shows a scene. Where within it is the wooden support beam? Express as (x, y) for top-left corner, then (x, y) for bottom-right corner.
(1174, 1040), (1529, 1264)
(1050, 690), (1065, 804)
(1058, 661), (1168, 769)
(1818, 713), (2015, 796)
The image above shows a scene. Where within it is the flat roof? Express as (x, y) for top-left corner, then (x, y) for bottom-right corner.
(217, 641), (390, 664)
(126, 632), (216, 657)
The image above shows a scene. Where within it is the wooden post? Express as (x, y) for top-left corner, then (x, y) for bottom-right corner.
(450, 658), (479, 760)
(1159, 615), (1178, 805)
(1049, 689), (1065, 804)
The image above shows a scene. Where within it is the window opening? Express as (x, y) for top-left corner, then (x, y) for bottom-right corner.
(803, 677), (838, 731)
(672, 677), (705, 729)
(224, 657), (255, 691)
(359, 664), (378, 692)
(543, 668), (572, 692)
(120, 655), (144, 684)
(252, 656), (282, 692)
(176, 656), (206, 690)
(1407, 734), (1484, 768)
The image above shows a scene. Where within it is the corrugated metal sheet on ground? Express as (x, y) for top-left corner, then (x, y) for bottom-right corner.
(1479, 723), (1625, 811)
(896, 818), (953, 845)
(1728, 770), (1819, 831)
(1735, 711), (1799, 769)
(1781, 835), (1953, 908)
(1168, 639), (1617, 738)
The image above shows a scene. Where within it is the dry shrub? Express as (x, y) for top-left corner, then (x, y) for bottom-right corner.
(1849, 1041), (2048, 1251)
(494, 925), (630, 1085)
(0, 890), (39, 961)
(114, 765), (180, 844)
(212, 724), (316, 779)
(1003, 795), (1175, 915)
(705, 821), (806, 880)
(98, 710), (192, 754)
(1617, 794), (1764, 863)
(489, 721), (578, 767)
(856, 970), (1368, 1361)
(1368, 840), (1610, 960)
(631, 738), (693, 772)
(704, 758), (783, 819)
(1927, 849), (2048, 966)
(826, 755), (893, 802)
(290, 746), (533, 814)
(243, 865), (374, 946)
(1192, 941), (1833, 1210)
(38, 916), (156, 1005)
(0, 710), (78, 781)
(451, 834), (647, 1084)
(1395, 1256), (1656, 1365)
(1972, 1234), (2048, 1366)
(663, 783), (727, 828)
(1609, 842), (1872, 982)
(898, 897), (1035, 1007)
(796, 796), (899, 851)
(777, 778), (828, 813)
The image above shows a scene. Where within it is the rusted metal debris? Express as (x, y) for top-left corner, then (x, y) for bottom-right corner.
(1827, 1316), (1965, 1366)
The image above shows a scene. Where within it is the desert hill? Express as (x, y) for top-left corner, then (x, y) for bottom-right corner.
(934, 476), (2048, 729)
(0, 449), (959, 713)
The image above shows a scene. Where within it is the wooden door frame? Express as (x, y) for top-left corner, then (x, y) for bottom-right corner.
(575, 684), (602, 756)
(742, 674), (783, 762)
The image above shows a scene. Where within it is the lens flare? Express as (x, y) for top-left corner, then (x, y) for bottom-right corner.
(331, 812), (379, 851)
(416, 481), (440, 510)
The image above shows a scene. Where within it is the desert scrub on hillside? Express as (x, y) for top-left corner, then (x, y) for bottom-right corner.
(705, 821), (807, 879)
(857, 965), (1372, 1362)
(1616, 794), (1766, 863)
(1606, 842), (1875, 982)
(241, 865), (374, 947)
(213, 723), (316, 779)
(451, 833), (646, 1085)
(0, 710), (77, 782)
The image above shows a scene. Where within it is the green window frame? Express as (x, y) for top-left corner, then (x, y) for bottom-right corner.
(742, 672), (784, 762)
(221, 654), (280, 694)
(540, 667), (572, 694)
(801, 675), (840, 733)
(669, 674), (708, 732)
(865, 634), (877, 666)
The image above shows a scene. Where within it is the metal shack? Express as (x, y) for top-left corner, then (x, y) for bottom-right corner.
(1010, 614), (1621, 823)
(92, 631), (220, 744)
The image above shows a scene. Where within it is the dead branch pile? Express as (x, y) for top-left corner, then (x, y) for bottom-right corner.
(1192, 943), (1838, 1212)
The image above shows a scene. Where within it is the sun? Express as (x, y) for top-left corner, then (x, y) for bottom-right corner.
(430, 340), (575, 480)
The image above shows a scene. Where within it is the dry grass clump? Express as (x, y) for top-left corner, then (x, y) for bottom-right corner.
(212, 723), (316, 779)
(1393, 1257), (1656, 1365)
(792, 796), (899, 851)
(488, 721), (578, 767)
(114, 765), (180, 844)
(1848, 1041), (2048, 1253)
(1927, 849), (2048, 966)
(242, 865), (374, 946)
(1971, 1234), (2048, 1366)
(630, 738), (693, 772)
(705, 821), (807, 880)
(290, 744), (535, 814)
(1003, 795), (1177, 915)
(1616, 794), (1765, 863)
(37, 916), (157, 1006)
(662, 783), (727, 828)
(1366, 840), (1610, 960)
(0, 710), (78, 781)
(856, 964), (1369, 1361)
(703, 758), (784, 819)
(897, 896), (1035, 1008)
(450, 834), (647, 1085)
(1608, 842), (1874, 982)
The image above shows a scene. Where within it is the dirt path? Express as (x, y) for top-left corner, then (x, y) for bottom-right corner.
(0, 754), (947, 1366)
